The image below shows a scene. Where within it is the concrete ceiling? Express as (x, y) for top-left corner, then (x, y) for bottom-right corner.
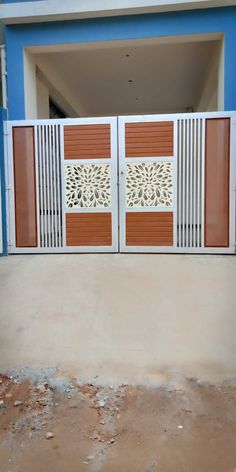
(36, 39), (219, 116)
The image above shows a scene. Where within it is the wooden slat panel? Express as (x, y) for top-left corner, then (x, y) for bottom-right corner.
(64, 124), (111, 159)
(125, 122), (174, 157)
(13, 126), (37, 247)
(205, 119), (230, 247)
(126, 212), (173, 246)
(66, 213), (112, 246)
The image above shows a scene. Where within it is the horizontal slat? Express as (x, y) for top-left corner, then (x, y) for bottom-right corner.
(125, 213), (173, 219)
(126, 122), (173, 129)
(126, 136), (173, 143)
(126, 144), (173, 149)
(65, 125), (110, 131)
(126, 212), (173, 246)
(64, 124), (111, 160)
(66, 213), (112, 246)
(125, 121), (174, 158)
(64, 142), (110, 147)
(126, 152), (173, 159)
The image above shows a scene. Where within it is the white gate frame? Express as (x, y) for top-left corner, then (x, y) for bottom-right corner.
(4, 111), (236, 255)
(118, 112), (236, 254)
(5, 116), (119, 253)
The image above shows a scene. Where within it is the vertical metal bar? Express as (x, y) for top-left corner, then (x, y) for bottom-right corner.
(45, 125), (51, 247)
(182, 119), (186, 248)
(186, 120), (190, 248)
(37, 126), (43, 247)
(173, 119), (178, 249)
(59, 125), (65, 248)
(178, 120), (182, 247)
(58, 126), (65, 247)
(196, 119), (200, 248)
(189, 119), (193, 248)
(42, 126), (48, 247)
(56, 125), (62, 247)
(193, 119), (197, 248)
(34, 126), (40, 249)
(201, 119), (206, 248)
(48, 125), (54, 247)
(52, 125), (58, 248)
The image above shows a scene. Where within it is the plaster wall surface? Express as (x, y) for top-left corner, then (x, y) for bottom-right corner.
(196, 42), (220, 111)
(36, 76), (49, 119)
(0, 254), (235, 385)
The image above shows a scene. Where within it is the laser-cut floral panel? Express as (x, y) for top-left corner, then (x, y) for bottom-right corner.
(126, 162), (173, 207)
(66, 164), (111, 208)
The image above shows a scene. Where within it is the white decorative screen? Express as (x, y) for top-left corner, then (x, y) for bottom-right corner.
(126, 162), (173, 208)
(65, 164), (111, 209)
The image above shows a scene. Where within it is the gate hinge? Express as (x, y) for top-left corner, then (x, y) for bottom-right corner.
(5, 186), (11, 191)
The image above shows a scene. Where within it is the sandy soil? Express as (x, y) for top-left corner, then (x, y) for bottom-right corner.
(1, 373), (236, 472)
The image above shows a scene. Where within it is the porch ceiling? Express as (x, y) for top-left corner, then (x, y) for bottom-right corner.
(35, 38), (220, 116)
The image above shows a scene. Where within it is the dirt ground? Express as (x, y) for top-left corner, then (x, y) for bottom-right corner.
(1, 373), (236, 472)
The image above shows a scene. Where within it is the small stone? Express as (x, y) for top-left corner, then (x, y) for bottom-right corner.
(67, 395), (71, 399)
(5, 393), (12, 399)
(46, 432), (54, 440)
(100, 420), (105, 425)
(0, 379), (2, 384)
(98, 400), (106, 407)
(83, 455), (94, 463)
(108, 438), (115, 444)
(14, 400), (23, 407)
(0, 400), (5, 408)
(36, 384), (46, 394)
(178, 425), (183, 429)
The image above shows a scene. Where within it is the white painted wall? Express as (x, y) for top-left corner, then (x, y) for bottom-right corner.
(195, 42), (223, 112)
(35, 55), (81, 117)
(24, 50), (37, 119)
(36, 76), (49, 119)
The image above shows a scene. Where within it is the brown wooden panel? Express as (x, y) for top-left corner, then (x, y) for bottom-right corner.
(125, 122), (174, 157)
(126, 212), (173, 246)
(64, 124), (111, 159)
(13, 126), (37, 247)
(205, 118), (230, 247)
(66, 213), (112, 246)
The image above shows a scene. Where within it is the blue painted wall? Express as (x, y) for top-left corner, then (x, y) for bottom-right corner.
(0, 108), (8, 256)
(5, 6), (236, 119)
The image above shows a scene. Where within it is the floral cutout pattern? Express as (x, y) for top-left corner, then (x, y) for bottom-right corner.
(65, 164), (111, 208)
(126, 162), (173, 208)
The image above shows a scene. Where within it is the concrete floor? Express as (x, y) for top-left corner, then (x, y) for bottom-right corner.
(0, 254), (235, 384)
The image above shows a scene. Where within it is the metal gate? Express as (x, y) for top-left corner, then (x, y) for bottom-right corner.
(5, 117), (118, 253)
(4, 112), (236, 254)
